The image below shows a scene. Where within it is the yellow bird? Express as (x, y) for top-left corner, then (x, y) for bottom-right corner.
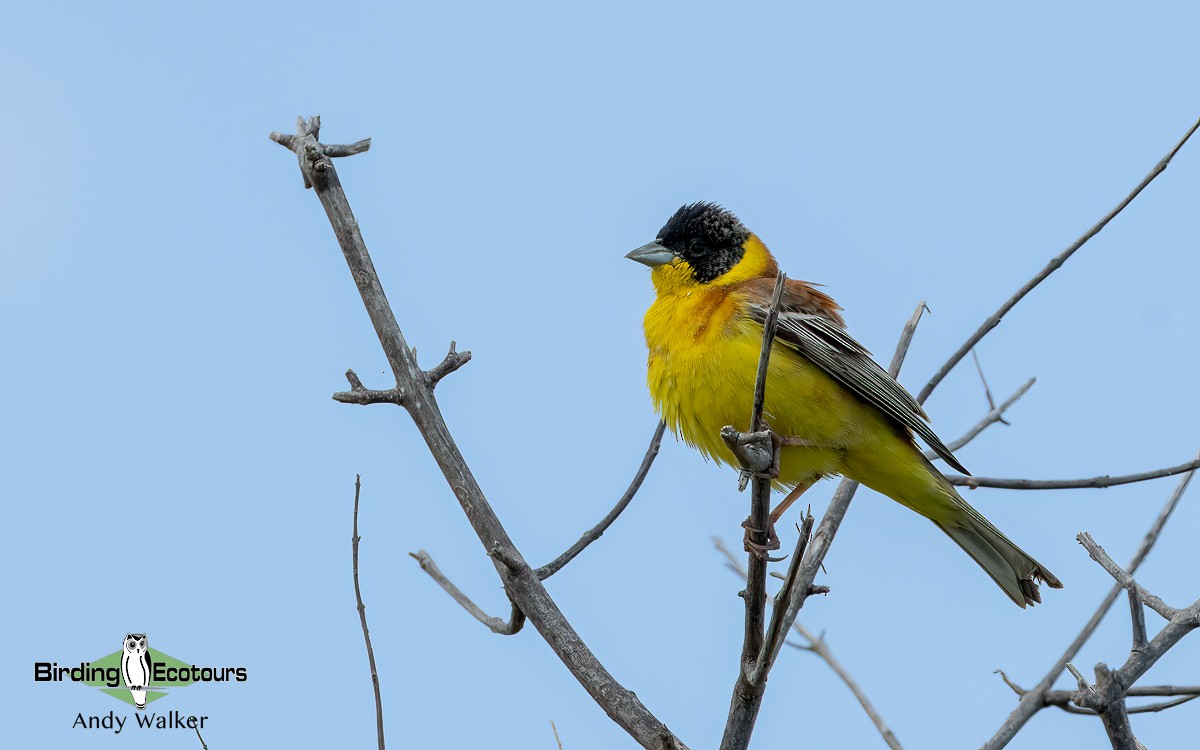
(627, 202), (1061, 607)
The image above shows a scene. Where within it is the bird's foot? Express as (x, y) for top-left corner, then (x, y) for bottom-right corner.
(741, 517), (786, 562)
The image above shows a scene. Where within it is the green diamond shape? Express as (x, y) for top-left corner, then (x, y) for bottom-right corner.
(84, 647), (196, 706)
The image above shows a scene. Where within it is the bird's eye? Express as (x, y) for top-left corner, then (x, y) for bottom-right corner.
(688, 238), (709, 257)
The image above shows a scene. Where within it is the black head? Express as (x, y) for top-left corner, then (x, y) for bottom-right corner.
(657, 202), (749, 283)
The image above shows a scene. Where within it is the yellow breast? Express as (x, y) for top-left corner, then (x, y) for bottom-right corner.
(642, 277), (861, 488)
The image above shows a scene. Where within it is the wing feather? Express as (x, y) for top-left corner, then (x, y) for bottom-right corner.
(748, 304), (970, 475)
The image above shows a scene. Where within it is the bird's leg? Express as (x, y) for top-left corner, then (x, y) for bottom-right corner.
(740, 433), (819, 559)
(769, 479), (815, 525)
(743, 478), (816, 558)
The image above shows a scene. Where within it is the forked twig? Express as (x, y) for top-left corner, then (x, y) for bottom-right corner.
(982, 451), (1199, 750)
(272, 116), (685, 750)
(925, 377), (1036, 459)
(715, 538), (905, 750)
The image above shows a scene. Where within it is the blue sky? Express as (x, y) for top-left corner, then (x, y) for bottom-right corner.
(4, 2), (1199, 748)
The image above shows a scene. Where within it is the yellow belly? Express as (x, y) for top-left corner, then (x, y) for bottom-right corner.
(644, 290), (858, 488)
(643, 288), (958, 524)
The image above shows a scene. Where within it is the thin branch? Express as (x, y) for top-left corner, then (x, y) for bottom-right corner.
(924, 377), (1036, 459)
(720, 271), (787, 750)
(948, 456), (1200, 490)
(1069, 562), (1200, 749)
(1047, 694), (1197, 716)
(715, 538), (904, 750)
(750, 272), (789, 434)
(352, 475), (386, 750)
(1103, 599), (1200, 693)
(720, 296), (922, 750)
(981, 451), (1199, 750)
(272, 117), (685, 750)
(409, 550), (526, 635)
(536, 421), (666, 580)
(1128, 587), (1149, 654)
(425, 341), (472, 388)
(1123, 685), (1200, 697)
(1070, 662), (1146, 750)
(1076, 532), (1180, 620)
(1007, 676), (1200, 701)
(752, 512), (816, 685)
(1127, 695), (1200, 714)
(791, 625), (905, 750)
(334, 369), (405, 406)
(916, 115), (1200, 405)
(972, 350), (1000, 414)
(887, 301), (927, 377)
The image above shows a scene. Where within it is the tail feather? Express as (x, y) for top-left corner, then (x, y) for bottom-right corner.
(844, 447), (1062, 608)
(934, 514), (1062, 608)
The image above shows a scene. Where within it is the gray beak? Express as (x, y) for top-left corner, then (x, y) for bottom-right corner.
(625, 241), (675, 268)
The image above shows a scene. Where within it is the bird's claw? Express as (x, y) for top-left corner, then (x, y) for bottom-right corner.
(741, 517), (786, 561)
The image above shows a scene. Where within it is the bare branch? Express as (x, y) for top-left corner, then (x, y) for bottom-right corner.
(1084, 600), (1200, 698)
(995, 668), (1027, 696)
(425, 341), (472, 388)
(1065, 662), (1094, 693)
(1003, 673), (1200, 715)
(536, 421), (666, 580)
(1077, 532), (1179, 621)
(721, 296), (922, 750)
(887, 300), (927, 376)
(948, 456), (1200, 490)
(409, 550), (526, 635)
(925, 377), (1036, 459)
(269, 114), (372, 189)
(333, 369), (405, 406)
(982, 454), (1199, 750)
(352, 475), (386, 750)
(752, 512), (816, 685)
(1070, 663), (1147, 750)
(273, 117), (685, 750)
(720, 271), (787, 750)
(917, 115), (1200, 404)
(750, 272), (789, 435)
(1065, 533), (1200, 748)
(1123, 685), (1200, 697)
(792, 625), (904, 750)
(715, 538), (904, 750)
(325, 139), (373, 158)
(1047, 693), (1197, 716)
(1127, 695), (1200, 714)
(971, 350), (1000, 413)
(1128, 587), (1149, 654)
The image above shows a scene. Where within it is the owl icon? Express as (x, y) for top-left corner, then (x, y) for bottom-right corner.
(120, 633), (152, 710)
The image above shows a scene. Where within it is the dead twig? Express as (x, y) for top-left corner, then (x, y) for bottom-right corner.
(409, 550), (526, 636)
(982, 451), (1199, 750)
(272, 116), (684, 750)
(925, 377), (1036, 459)
(948, 456), (1200, 490)
(536, 421), (666, 580)
(352, 476), (387, 750)
(719, 271), (787, 750)
(917, 115), (1200, 404)
(716, 538), (904, 750)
